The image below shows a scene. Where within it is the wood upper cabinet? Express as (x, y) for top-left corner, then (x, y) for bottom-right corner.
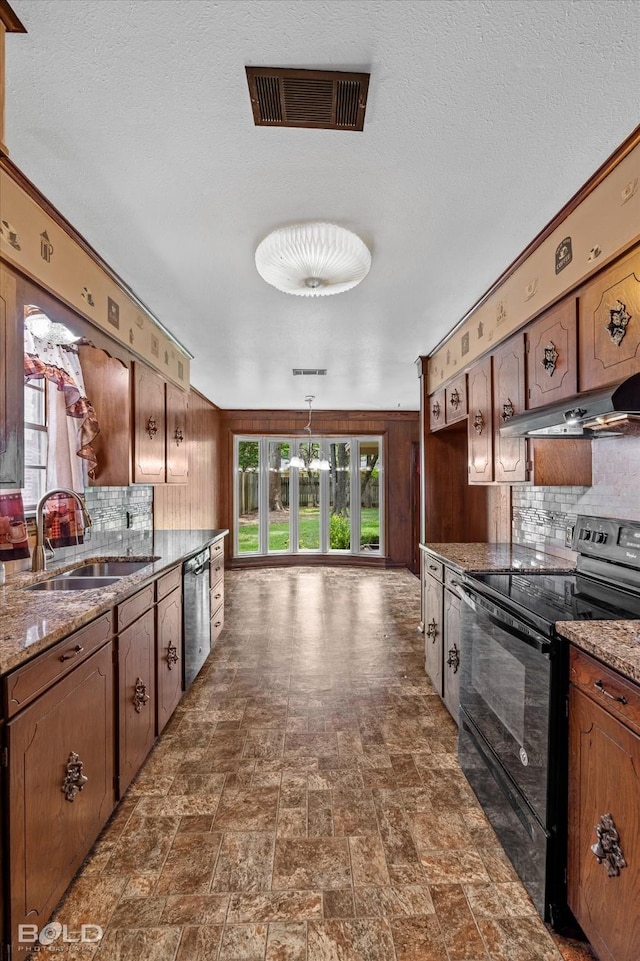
(429, 387), (445, 432)
(493, 335), (527, 483)
(132, 361), (166, 483)
(117, 604), (155, 795)
(579, 246), (640, 391)
(445, 375), (467, 425)
(0, 265), (23, 488)
(526, 297), (578, 408)
(6, 643), (115, 950)
(79, 345), (132, 486)
(467, 357), (493, 483)
(568, 648), (640, 961)
(165, 381), (189, 483)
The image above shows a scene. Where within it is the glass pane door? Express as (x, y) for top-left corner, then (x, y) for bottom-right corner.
(237, 439), (260, 554)
(359, 439), (381, 552)
(329, 440), (351, 551)
(298, 444), (321, 551)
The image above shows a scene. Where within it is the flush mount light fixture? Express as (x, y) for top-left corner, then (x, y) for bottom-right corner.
(255, 222), (371, 297)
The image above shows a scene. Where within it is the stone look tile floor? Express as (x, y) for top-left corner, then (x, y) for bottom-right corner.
(49, 567), (597, 960)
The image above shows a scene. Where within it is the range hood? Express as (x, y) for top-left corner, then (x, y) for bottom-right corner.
(500, 373), (640, 439)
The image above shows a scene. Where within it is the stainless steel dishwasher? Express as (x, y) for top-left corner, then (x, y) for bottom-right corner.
(182, 549), (211, 689)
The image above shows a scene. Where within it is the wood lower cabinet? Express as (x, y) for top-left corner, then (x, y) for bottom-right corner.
(117, 606), (156, 795)
(210, 540), (225, 649)
(568, 647), (640, 961)
(6, 642), (115, 950)
(442, 581), (461, 722)
(467, 357), (493, 483)
(0, 264), (23, 488)
(579, 246), (640, 391)
(423, 561), (444, 696)
(156, 578), (183, 735)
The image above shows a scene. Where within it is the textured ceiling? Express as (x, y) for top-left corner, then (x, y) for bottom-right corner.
(5, 0), (640, 411)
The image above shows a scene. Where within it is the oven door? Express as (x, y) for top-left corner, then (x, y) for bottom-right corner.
(456, 581), (554, 825)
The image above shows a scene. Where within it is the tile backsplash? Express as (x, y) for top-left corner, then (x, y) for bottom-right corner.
(513, 436), (640, 559)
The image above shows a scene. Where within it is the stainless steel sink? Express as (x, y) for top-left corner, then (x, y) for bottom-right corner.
(24, 576), (122, 591)
(64, 560), (155, 577)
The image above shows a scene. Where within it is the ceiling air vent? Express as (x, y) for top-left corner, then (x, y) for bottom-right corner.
(246, 67), (370, 132)
(293, 369), (327, 376)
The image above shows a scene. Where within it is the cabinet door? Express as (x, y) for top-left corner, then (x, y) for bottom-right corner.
(7, 643), (114, 949)
(0, 266), (23, 488)
(157, 586), (183, 735)
(493, 336), (527, 483)
(443, 588), (461, 724)
(445, 376), (467, 425)
(579, 246), (640, 391)
(132, 362), (166, 483)
(429, 387), (445, 432)
(526, 297), (578, 408)
(118, 608), (155, 794)
(80, 345), (132, 486)
(467, 357), (493, 483)
(423, 573), (443, 696)
(568, 686), (640, 961)
(166, 382), (189, 483)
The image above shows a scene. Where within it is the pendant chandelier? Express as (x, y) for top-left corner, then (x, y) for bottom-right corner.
(255, 222), (371, 297)
(290, 396), (330, 471)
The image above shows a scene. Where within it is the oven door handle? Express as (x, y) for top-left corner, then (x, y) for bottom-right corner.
(455, 584), (552, 655)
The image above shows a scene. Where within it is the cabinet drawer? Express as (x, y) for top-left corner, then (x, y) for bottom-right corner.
(210, 580), (224, 610)
(4, 613), (113, 718)
(210, 558), (224, 589)
(156, 565), (181, 601)
(424, 557), (443, 582)
(210, 539), (224, 563)
(210, 604), (225, 645)
(444, 567), (463, 592)
(570, 646), (640, 735)
(117, 584), (155, 631)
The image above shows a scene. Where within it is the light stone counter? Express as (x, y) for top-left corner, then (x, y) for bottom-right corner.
(0, 529), (227, 675)
(556, 620), (640, 685)
(421, 542), (575, 573)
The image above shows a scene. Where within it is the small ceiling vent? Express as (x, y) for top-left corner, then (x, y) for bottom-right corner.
(293, 368), (327, 376)
(246, 67), (369, 131)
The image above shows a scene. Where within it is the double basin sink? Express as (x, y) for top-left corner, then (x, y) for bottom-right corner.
(24, 559), (160, 591)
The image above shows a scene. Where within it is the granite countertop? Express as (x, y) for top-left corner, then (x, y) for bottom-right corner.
(0, 529), (228, 675)
(420, 543), (640, 687)
(556, 621), (640, 686)
(421, 542), (575, 573)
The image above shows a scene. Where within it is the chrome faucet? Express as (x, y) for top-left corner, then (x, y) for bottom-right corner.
(32, 488), (93, 572)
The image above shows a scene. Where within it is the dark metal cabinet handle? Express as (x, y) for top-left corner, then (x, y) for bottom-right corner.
(166, 644), (179, 669)
(425, 619), (438, 640)
(174, 426), (184, 446)
(213, 592), (222, 600)
(62, 751), (88, 801)
(594, 680), (628, 705)
(447, 644), (460, 674)
(133, 677), (150, 712)
(428, 564), (438, 572)
(431, 401), (441, 420)
(542, 341), (559, 375)
(473, 410), (485, 434)
(501, 399), (515, 421)
(146, 416), (158, 439)
(213, 620), (222, 629)
(449, 389), (461, 410)
(591, 813), (627, 877)
(60, 644), (84, 662)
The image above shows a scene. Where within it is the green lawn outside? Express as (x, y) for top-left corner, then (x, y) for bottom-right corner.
(238, 508), (380, 553)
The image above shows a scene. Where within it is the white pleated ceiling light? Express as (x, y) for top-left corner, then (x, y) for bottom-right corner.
(255, 222), (371, 297)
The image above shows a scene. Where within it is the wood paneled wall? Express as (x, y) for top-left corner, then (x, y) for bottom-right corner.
(220, 409), (420, 570)
(153, 389), (223, 532)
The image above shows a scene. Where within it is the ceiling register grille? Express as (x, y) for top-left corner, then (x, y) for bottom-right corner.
(246, 67), (369, 131)
(293, 369), (327, 376)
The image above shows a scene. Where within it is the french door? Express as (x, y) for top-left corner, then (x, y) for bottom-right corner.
(234, 436), (383, 559)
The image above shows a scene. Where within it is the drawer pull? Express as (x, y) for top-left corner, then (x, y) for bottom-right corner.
(59, 644), (84, 662)
(213, 620), (222, 629)
(213, 592), (222, 600)
(428, 564), (438, 572)
(166, 644), (179, 669)
(591, 813), (627, 877)
(426, 619), (438, 641)
(133, 677), (150, 712)
(62, 751), (88, 802)
(594, 679), (628, 705)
